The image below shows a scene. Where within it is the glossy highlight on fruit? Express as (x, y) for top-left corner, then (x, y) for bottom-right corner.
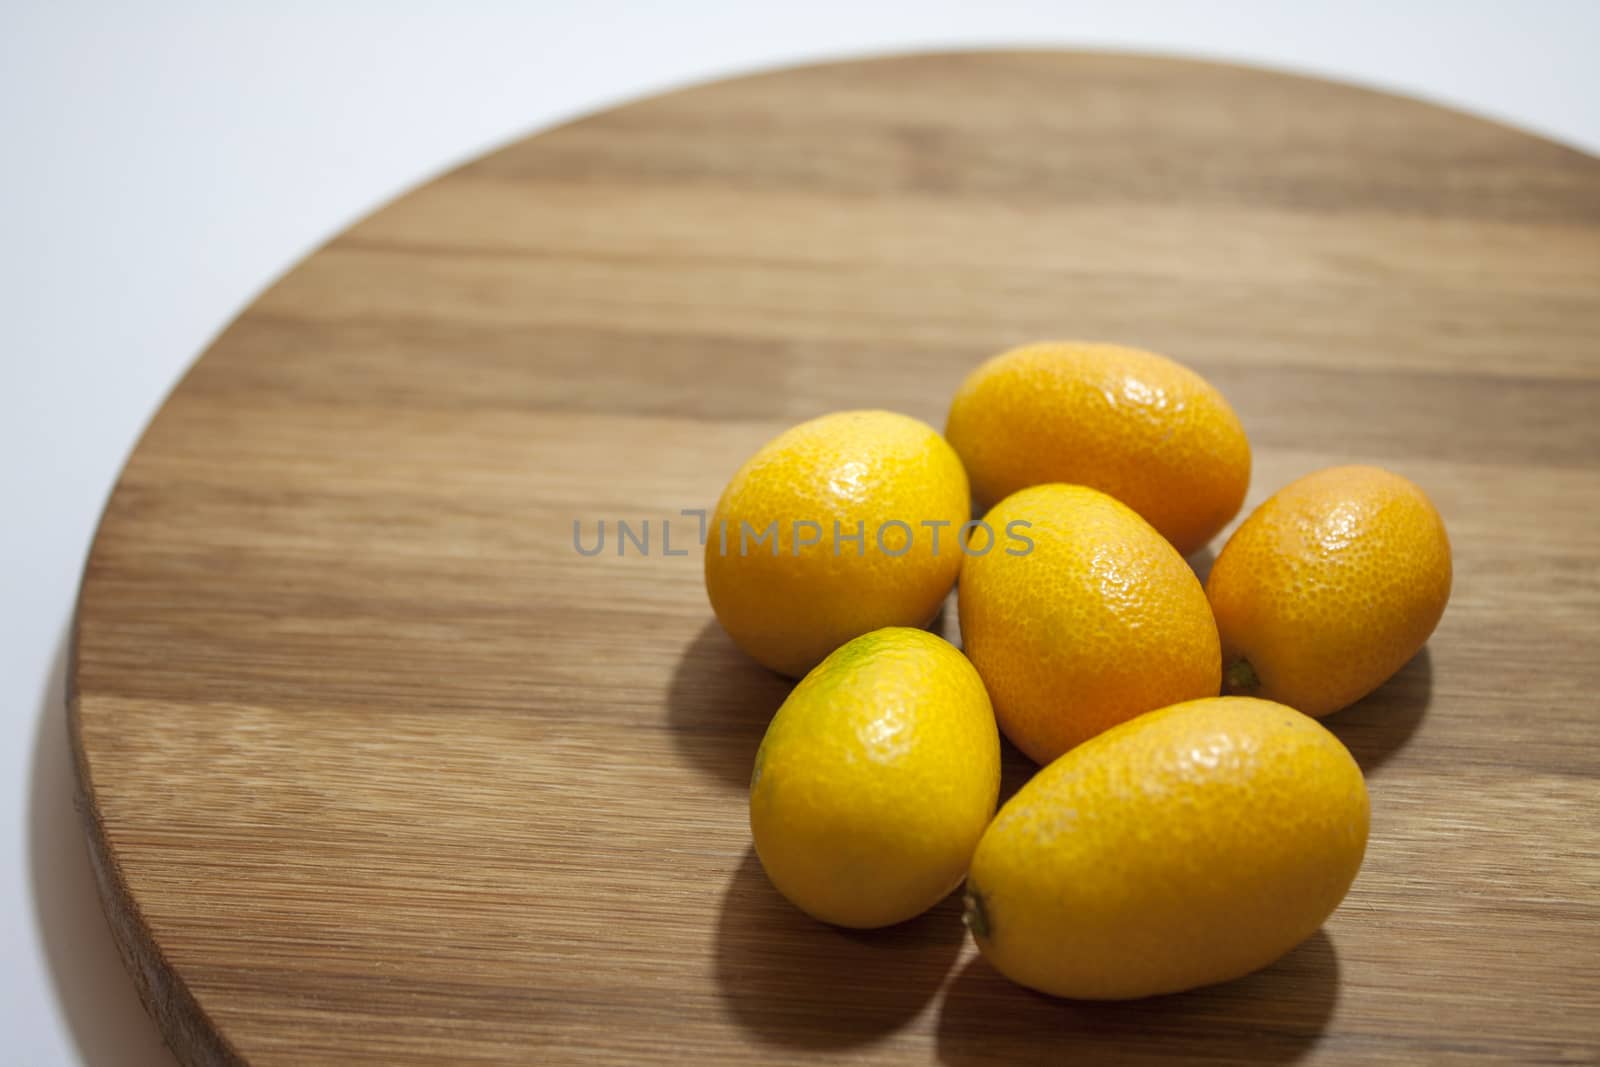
(965, 696), (1369, 999)
(1207, 465), (1452, 717)
(704, 410), (969, 677)
(958, 483), (1220, 764)
(945, 341), (1251, 555)
(749, 628), (1000, 928)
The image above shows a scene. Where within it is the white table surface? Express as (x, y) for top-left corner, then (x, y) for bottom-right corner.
(3, 2), (1596, 1063)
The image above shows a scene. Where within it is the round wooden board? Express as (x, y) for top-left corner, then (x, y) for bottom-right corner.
(72, 52), (1600, 1065)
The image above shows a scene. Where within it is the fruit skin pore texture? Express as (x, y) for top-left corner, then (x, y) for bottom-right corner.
(1207, 465), (1452, 718)
(945, 341), (1251, 556)
(705, 410), (970, 677)
(965, 696), (1370, 1000)
(749, 628), (1000, 929)
(958, 483), (1220, 764)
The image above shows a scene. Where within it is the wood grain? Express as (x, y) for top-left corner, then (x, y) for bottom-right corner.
(70, 52), (1600, 1065)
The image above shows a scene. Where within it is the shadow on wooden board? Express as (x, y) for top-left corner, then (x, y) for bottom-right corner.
(715, 847), (965, 1050)
(937, 928), (1340, 1065)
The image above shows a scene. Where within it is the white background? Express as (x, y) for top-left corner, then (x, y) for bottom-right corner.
(3, 2), (1596, 1063)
